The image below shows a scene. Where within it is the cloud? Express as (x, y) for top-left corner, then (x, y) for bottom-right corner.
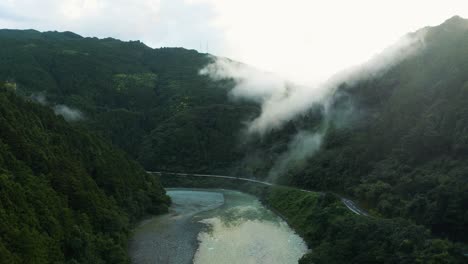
(29, 92), (84, 121)
(30, 92), (48, 105)
(201, 30), (426, 136)
(200, 58), (327, 135)
(267, 131), (323, 181)
(200, 58), (286, 103)
(202, 29), (427, 180)
(53, 104), (84, 122)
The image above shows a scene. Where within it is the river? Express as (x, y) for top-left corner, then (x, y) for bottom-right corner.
(129, 188), (307, 264)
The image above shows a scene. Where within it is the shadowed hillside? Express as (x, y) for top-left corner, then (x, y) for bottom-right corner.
(0, 84), (169, 263)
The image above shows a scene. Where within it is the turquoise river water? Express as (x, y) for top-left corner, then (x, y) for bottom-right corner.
(129, 188), (307, 264)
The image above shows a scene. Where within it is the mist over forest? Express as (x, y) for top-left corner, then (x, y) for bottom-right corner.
(0, 2), (468, 263)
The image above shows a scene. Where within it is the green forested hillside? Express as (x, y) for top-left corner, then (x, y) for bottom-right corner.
(0, 15), (467, 254)
(0, 30), (257, 173)
(0, 85), (169, 263)
(284, 16), (468, 243)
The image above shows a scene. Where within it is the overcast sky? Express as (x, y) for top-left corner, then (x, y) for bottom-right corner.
(1, 0), (468, 84)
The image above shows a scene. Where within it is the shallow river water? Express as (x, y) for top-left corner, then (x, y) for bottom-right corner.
(129, 188), (307, 264)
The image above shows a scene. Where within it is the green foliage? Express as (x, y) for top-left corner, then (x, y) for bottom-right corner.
(276, 17), (468, 244)
(159, 175), (465, 263)
(0, 86), (169, 263)
(1, 20), (468, 260)
(264, 187), (464, 264)
(0, 29), (257, 174)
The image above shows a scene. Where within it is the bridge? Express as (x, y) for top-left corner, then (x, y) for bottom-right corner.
(147, 171), (369, 216)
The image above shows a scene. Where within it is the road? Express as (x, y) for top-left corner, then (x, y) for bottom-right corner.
(147, 171), (368, 216)
(150, 172), (274, 186)
(340, 197), (369, 216)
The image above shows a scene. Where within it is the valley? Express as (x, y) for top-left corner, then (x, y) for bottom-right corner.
(130, 189), (307, 264)
(0, 14), (468, 264)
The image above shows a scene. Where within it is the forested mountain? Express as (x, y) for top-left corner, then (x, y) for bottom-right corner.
(0, 15), (467, 253)
(283, 16), (468, 243)
(0, 30), (256, 173)
(0, 84), (169, 263)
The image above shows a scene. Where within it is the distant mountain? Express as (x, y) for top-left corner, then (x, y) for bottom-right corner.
(0, 30), (257, 174)
(0, 84), (169, 263)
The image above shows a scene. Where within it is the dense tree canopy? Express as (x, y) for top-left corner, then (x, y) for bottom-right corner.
(0, 29), (257, 174)
(282, 16), (468, 244)
(0, 16), (468, 262)
(0, 85), (169, 263)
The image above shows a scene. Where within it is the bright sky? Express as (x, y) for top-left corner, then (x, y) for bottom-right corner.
(1, 0), (468, 84)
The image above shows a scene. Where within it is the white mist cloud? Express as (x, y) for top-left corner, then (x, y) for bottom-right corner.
(201, 58), (327, 135)
(201, 29), (426, 137)
(30, 92), (48, 105)
(200, 58), (287, 103)
(53, 104), (84, 122)
(202, 28), (427, 179)
(29, 92), (84, 121)
(268, 131), (323, 181)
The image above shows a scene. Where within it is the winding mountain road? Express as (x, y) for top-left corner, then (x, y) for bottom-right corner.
(147, 171), (368, 216)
